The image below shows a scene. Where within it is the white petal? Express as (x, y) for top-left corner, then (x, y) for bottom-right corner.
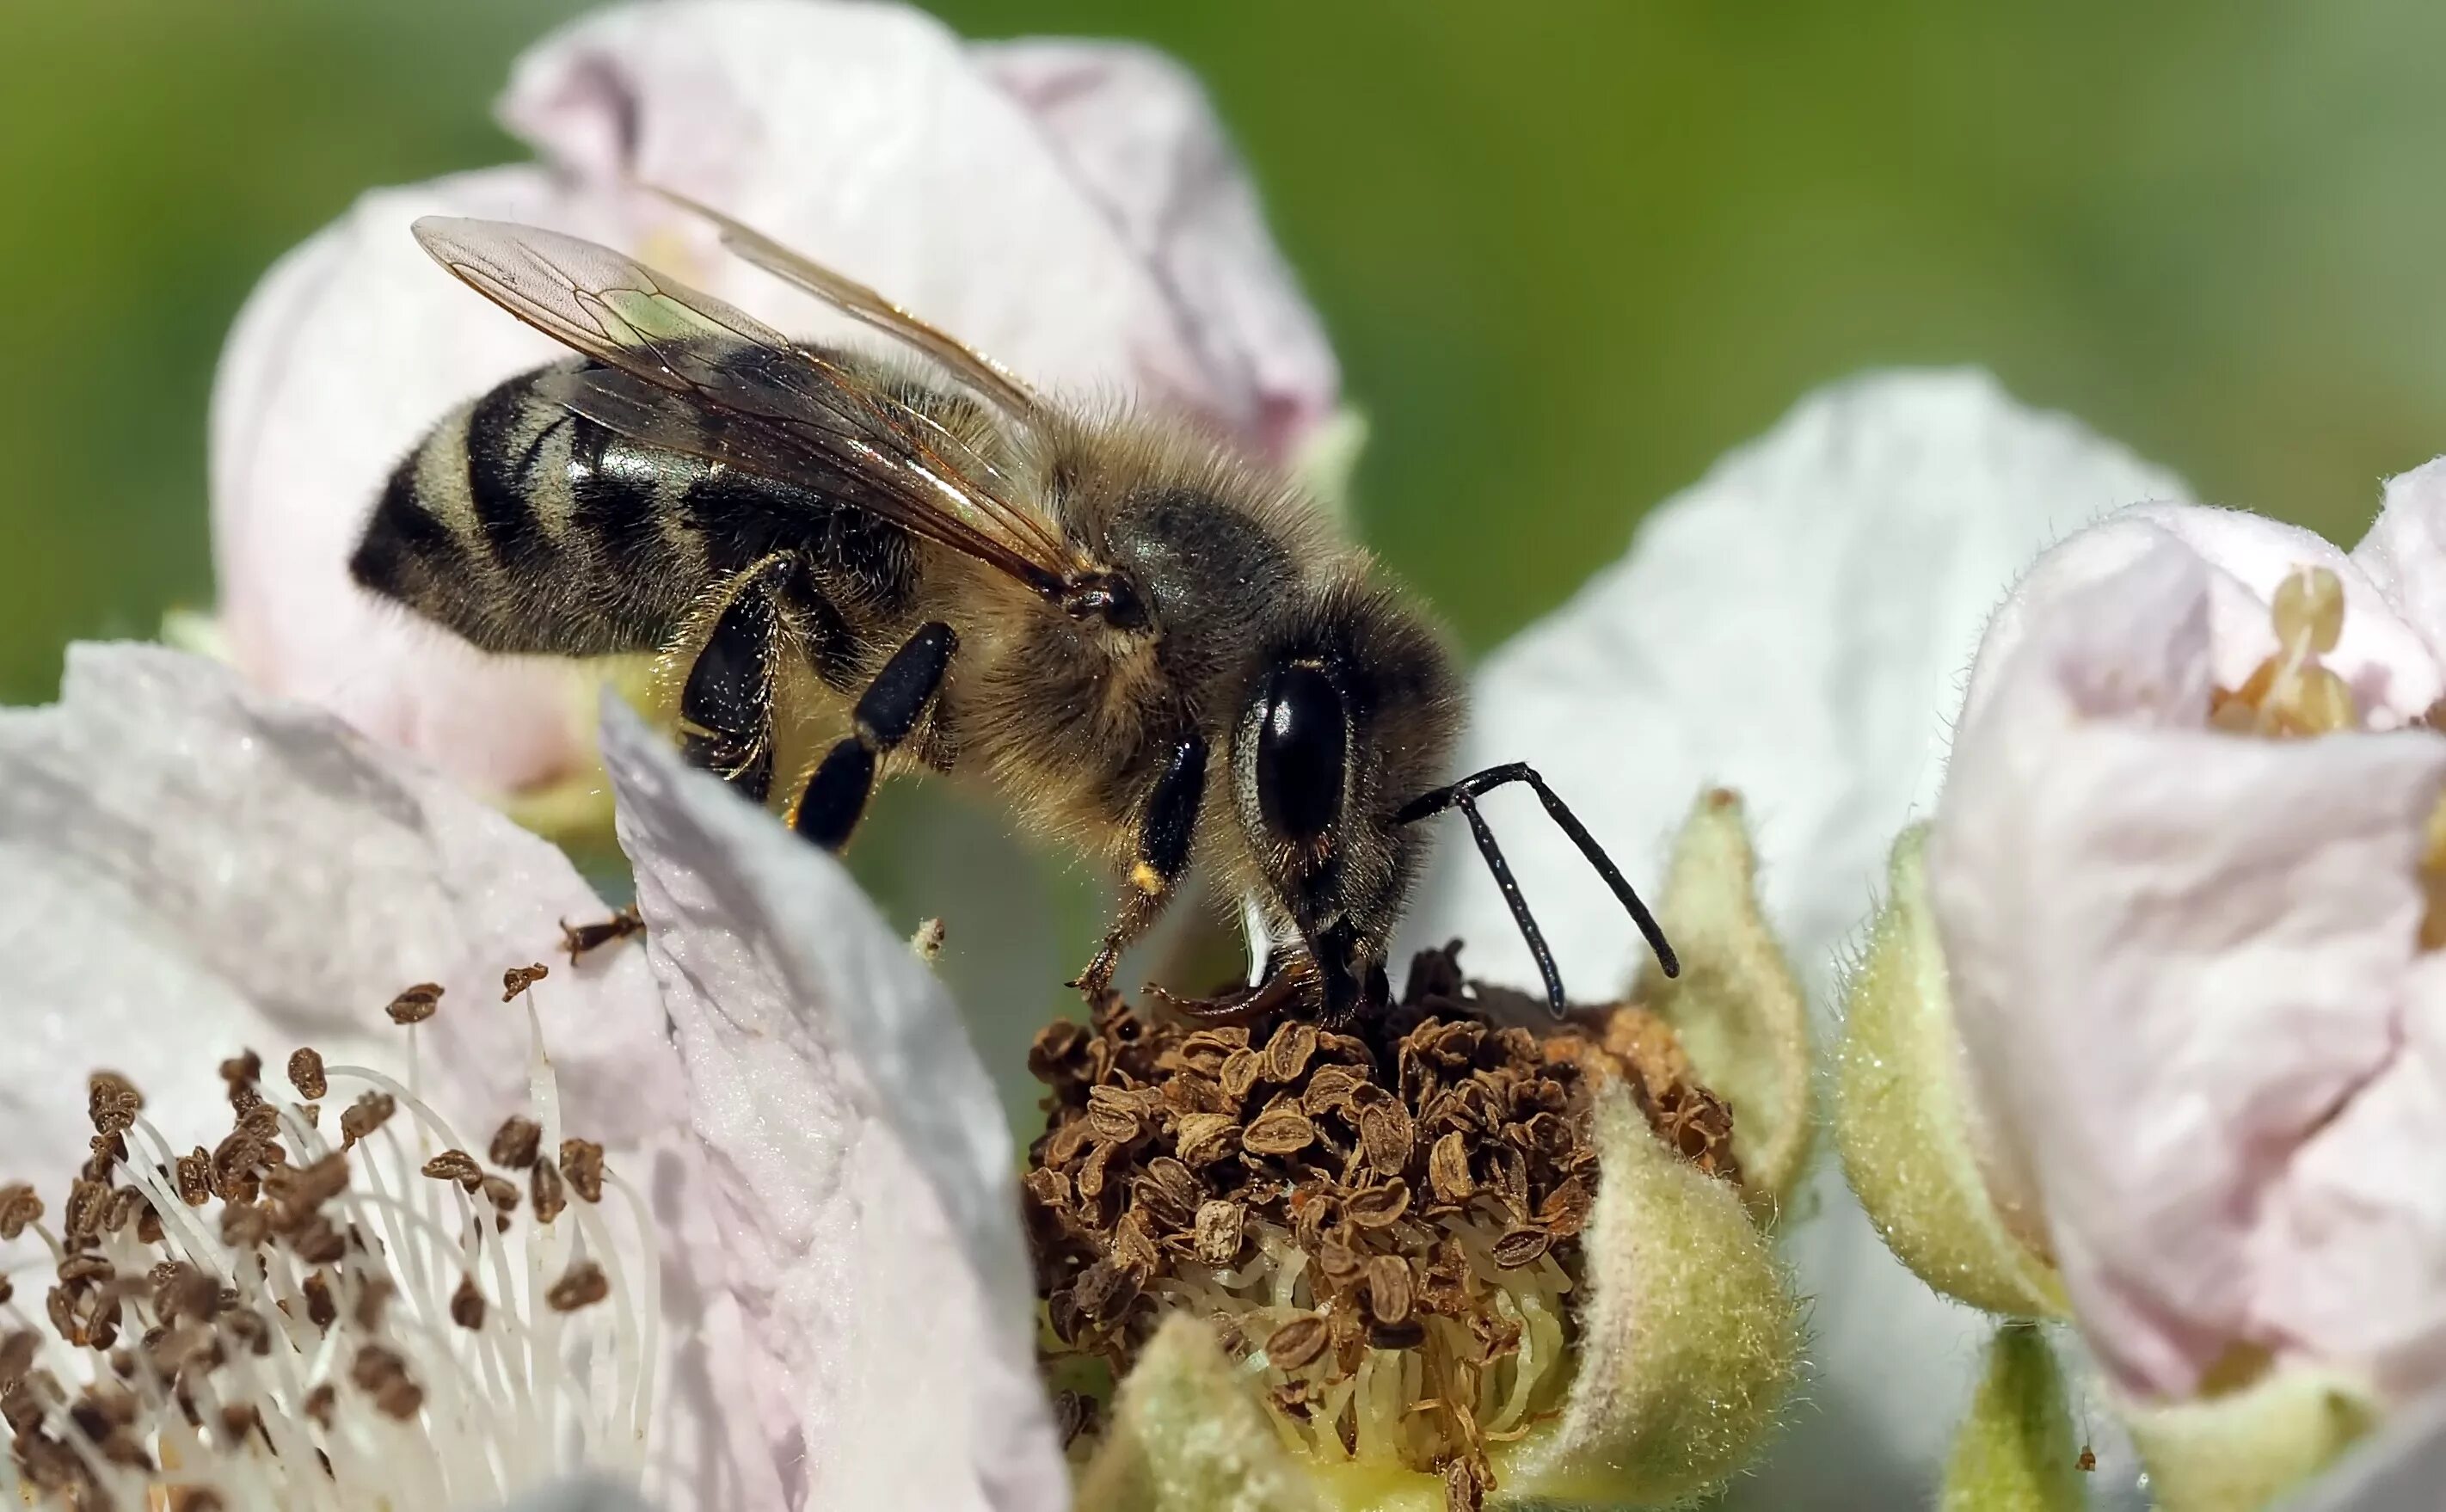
(973, 37), (1339, 458)
(1931, 543), (2446, 1396)
(2353, 456), (2446, 688)
(1964, 503), (2443, 733)
(0, 644), (679, 1183)
(500, 0), (1329, 446)
(1400, 368), (2189, 1504)
(600, 700), (1065, 1512)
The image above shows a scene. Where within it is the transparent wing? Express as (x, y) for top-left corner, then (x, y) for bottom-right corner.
(648, 185), (1050, 426)
(411, 217), (1081, 596)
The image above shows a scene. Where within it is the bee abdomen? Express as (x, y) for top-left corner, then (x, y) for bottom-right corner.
(352, 364), (708, 656)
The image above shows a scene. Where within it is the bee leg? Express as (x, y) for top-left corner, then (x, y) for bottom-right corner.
(676, 556), (796, 804)
(1072, 733), (1208, 998)
(790, 621), (959, 851)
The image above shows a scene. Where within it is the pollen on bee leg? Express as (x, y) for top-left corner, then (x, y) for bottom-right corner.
(0, 958), (664, 1509)
(1023, 942), (1742, 1508)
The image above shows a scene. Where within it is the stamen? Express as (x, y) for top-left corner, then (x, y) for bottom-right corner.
(1023, 944), (1738, 1505)
(0, 965), (662, 1509)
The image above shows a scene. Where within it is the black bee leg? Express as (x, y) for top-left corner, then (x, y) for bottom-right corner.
(677, 556), (796, 804)
(1072, 732), (1208, 999)
(790, 621), (959, 851)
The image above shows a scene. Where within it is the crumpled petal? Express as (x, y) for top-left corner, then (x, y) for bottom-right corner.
(1630, 789), (1813, 1212)
(1074, 1317), (1323, 1512)
(2117, 1364), (2378, 1512)
(599, 699), (1066, 1512)
(0, 642), (680, 1183)
(212, 0), (1337, 796)
(1929, 539), (2446, 1399)
(1495, 1084), (1800, 1507)
(1402, 368), (2190, 1503)
(1961, 504), (2445, 736)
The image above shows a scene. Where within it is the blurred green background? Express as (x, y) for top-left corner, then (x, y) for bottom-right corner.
(13, 0), (2446, 709)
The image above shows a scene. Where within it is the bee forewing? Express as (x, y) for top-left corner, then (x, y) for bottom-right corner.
(409, 215), (791, 372)
(646, 186), (1048, 425)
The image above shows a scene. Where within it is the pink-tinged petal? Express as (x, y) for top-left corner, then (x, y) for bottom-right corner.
(600, 700), (1065, 1512)
(500, 0), (1329, 455)
(1965, 504), (2444, 733)
(2250, 956), (2446, 1398)
(1399, 369), (2190, 1507)
(974, 38), (1340, 458)
(1929, 543), (2446, 1398)
(0, 642), (682, 1181)
(209, 165), (631, 796)
(2353, 457), (2446, 687)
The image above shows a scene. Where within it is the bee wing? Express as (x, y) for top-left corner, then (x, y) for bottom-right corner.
(411, 217), (1083, 597)
(649, 186), (1051, 427)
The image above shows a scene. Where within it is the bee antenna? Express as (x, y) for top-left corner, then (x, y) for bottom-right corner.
(1397, 763), (1679, 1018)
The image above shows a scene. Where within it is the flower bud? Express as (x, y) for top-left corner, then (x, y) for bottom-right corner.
(1632, 788), (1814, 1211)
(1939, 1325), (2084, 1512)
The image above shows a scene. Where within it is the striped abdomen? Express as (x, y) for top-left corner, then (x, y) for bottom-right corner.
(350, 357), (918, 669)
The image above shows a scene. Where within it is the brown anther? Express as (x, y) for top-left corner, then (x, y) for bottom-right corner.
(452, 1275), (487, 1330)
(546, 1260), (611, 1312)
(1172, 1113), (1240, 1168)
(85, 1073), (143, 1136)
(559, 1138), (606, 1203)
(1263, 1021), (1321, 1085)
(218, 1050), (262, 1093)
(1367, 1255), (1415, 1325)
(1265, 1314), (1331, 1372)
(526, 1158), (566, 1226)
(218, 1401), (261, 1447)
(102, 1186), (148, 1236)
(1220, 1048), (1265, 1103)
(421, 1150), (484, 1190)
(339, 1091), (396, 1149)
(1345, 1179), (1413, 1230)
(286, 1048), (328, 1100)
(1427, 1131), (1476, 1204)
(1192, 1200), (1245, 1268)
(1085, 1085), (1146, 1146)
(1067, 1258), (1141, 1325)
(1358, 1102), (1416, 1174)
(153, 1264), (218, 1325)
(0, 1183), (44, 1239)
(349, 1344), (423, 1419)
(218, 1205), (269, 1257)
(62, 1178), (110, 1247)
(489, 1116), (543, 1170)
(1241, 1099), (1317, 1156)
(1490, 1227), (1552, 1270)
(303, 1382), (337, 1429)
(501, 962), (550, 1001)
(175, 1150), (212, 1207)
(560, 905), (645, 962)
(289, 1215), (347, 1266)
(384, 983), (444, 1025)
(301, 1273), (336, 1331)
(352, 1275), (396, 1333)
(480, 1171), (520, 1217)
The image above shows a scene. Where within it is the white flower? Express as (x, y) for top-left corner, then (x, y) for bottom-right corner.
(0, 642), (1066, 1511)
(207, 0), (1339, 800)
(1400, 368), (2190, 1506)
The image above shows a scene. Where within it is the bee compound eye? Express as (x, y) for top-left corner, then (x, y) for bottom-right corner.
(1256, 664), (1347, 842)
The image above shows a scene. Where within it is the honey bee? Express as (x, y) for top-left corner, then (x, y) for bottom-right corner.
(351, 197), (1676, 1022)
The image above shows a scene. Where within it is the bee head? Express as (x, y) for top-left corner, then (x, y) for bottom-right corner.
(1230, 576), (1464, 1022)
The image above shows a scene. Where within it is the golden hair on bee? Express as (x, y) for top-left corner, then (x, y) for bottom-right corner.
(350, 201), (1675, 1023)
